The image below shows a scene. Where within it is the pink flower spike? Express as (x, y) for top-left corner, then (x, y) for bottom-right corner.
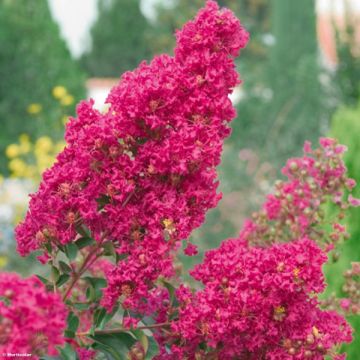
(340, 298), (351, 311)
(346, 178), (357, 190)
(319, 137), (336, 148)
(303, 140), (312, 153)
(349, 194), (360, 207)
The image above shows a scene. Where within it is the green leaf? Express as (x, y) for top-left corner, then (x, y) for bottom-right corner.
(36, 275), (50, 285)
(44, 242), (53, 254)
(75, 236), (95, 249)
(161, 280), (176, 305)
(67, 312), (80, 333)
(59, 260), (72, 274)
(132, 329), (148, 353)
(51, 266), (60, 282)
(91, 332), (136, 360)
(145, 336), (159, 359)
(65, 243), (78, 261)
(93, 307), (107, 328)
(84, 277), (107, 302)
(64, 330), (76, 339)
(56, 274), (70, 287)
(103, 241), (116, 257)
(116, 253), (128, 263)
(75, 225), (91, 238)
(58, 343), (77, 360)
(86, 283), (96, 302)
(98, 305), (119, 330)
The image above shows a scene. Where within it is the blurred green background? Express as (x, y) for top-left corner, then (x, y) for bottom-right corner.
(0, 0), (359, 357)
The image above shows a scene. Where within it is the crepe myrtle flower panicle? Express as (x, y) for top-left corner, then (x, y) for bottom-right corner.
(0, 273), (67, 358)
(240, 138), (357, 249)
(161, 238), (352, 359)
(15, 1), (249, 310)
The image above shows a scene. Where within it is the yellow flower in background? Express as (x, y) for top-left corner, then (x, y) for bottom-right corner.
(5, 144), (21, 158)
(35, 136), (53, 153)
(18, 133), (31, 154)
(6, 134), (64, 182)
(27, 103), (42, 115)
(0, 174), (4, 185)
(9, 158), (27, 176)
(19, 134), (30, 143)
(52, 85), (67, 99)
(0, 256), (8, 268)
(60, 95), (74, 106)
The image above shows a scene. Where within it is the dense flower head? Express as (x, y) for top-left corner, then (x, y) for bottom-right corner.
(240, 138), (357, 249)
(0, 272), (67, 358)
(160, 239), (351, 359)
(15, 1), (249, 311)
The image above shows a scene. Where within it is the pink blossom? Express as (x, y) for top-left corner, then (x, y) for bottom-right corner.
(184, 242), (198, 256)
(348, 194), (360, 207)
(340, 299), (351, 311)
(0, 273), (67, 358)
(162, 238), (352, 359)
(15, 1), (249, 313)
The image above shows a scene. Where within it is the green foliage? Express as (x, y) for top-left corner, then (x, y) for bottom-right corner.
(81, 0), (151, 77)
(0, 0), (85, 173)
(325, 102), (360, 359)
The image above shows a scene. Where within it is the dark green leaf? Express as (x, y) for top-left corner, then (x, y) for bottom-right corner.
(64, 330), (75, 339)
(98, 305), (119, 330)
(58, 343), (77, 360)
(91, 332), (136, 360)
(56, 274), (70, 287)
(59, 260), (72, 274)
(44, 242), (52, 254)
(84, 277), (107, 302)
(36, 275), (50, 285)
(65, 243), (78, 261)
(67, 312), (80, 332)
(75, 236), (95, 249)
(75, 225), (91, 238)
(51, 266), (60, 282)
(116, 253), (128, 263)
(145, 335), (159, 359)
(93, 307), (107, 328)
(103, 241), (116, 257)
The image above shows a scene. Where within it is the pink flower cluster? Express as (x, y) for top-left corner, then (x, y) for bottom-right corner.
(241, 138), (357, 249)
(161, 238), (351, 359)
(15, 1), (249, 311)
(0, 273), (67, 358)
(151, 139), (356, 359)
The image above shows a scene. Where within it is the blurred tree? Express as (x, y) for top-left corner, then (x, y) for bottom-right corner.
(0, 0), (85, 174)
(80, 0), (151, 77)
(233, 0), (324, 167)
(333, 5), (360, 106)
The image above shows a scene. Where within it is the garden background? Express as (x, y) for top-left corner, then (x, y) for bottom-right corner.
(0, 0), (359, 357)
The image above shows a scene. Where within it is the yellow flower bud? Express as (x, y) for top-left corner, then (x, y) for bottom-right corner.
(60, 94), (74, 106)
(5, 144), (20, 158)
(27, 103), (42, 115)
(52, 85), (67, 99)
